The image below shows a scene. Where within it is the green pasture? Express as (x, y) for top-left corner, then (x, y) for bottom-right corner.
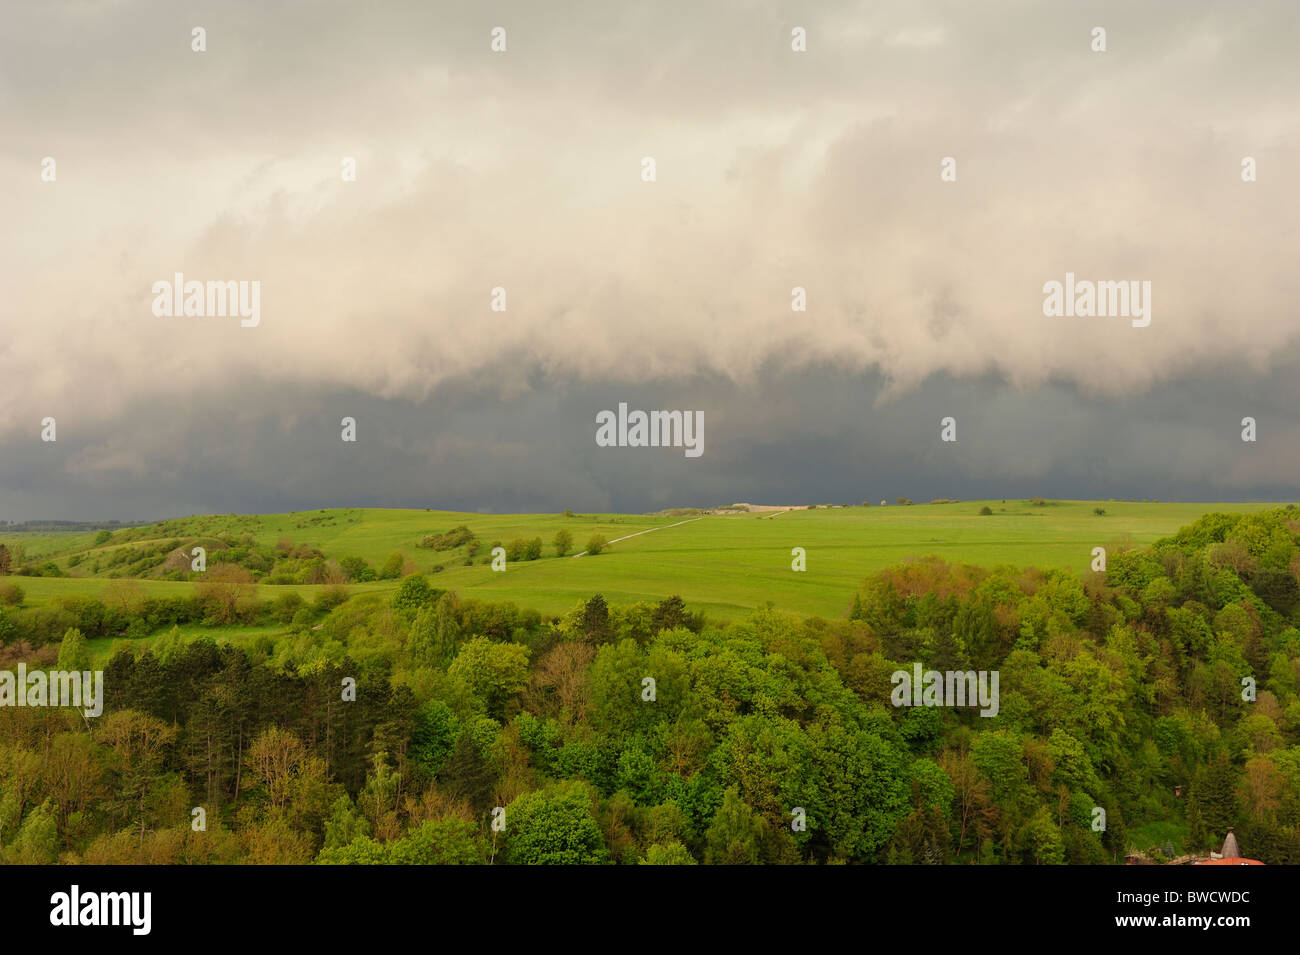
(4, 500), (1285, 621)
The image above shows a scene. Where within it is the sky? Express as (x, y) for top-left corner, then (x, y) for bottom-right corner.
(2, 0), (1298, 520)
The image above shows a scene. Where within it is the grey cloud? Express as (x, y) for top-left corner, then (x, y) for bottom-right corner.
(2, 362), (1298, 521)
(1, 1), (1297, 516)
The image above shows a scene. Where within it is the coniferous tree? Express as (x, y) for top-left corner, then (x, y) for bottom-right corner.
(440, 731), (497, 814)
(580, 594), (612, 646)
(1196, 750), (1240, 842)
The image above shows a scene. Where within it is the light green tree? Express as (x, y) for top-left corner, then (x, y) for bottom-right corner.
(504, 782), (608, 865)
(448, 637), (530, 718)
(56, 627), (91, 671)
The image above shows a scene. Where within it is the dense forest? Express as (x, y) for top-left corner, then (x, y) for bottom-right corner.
(2, 508), (1299, 864)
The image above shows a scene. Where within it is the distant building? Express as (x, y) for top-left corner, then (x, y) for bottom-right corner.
(1198, 829), (1264, 866)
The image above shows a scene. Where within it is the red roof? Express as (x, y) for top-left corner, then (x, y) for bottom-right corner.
(1198, 858), (1264, 865)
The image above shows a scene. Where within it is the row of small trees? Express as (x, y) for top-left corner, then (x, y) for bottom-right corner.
(490, 530), (609, 561)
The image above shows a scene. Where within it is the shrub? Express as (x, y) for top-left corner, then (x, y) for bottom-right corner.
(393, 575), (434, 617)
(379, 552), (405, 580)
(979, 506), (993, 516)
(314, 585), (350, 613)
(338, 555), (376, 583)
(419, 526), (475, 551)
(197, 565), (258, 624)
(270, 592), (306, 624)
(586, 534), (608, 556)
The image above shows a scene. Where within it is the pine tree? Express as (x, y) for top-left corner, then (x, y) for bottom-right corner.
(651, 595), (689, 633)
(434, 592), (461, 666)
(848, 592), (864, 620)
(580, 594), (612, 646)
(1196, 750), (1240, 840)
(1185, 793), (1209, 852)
(440, 732), (496, 813)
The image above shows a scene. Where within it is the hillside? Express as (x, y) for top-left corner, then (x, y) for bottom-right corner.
(1, 500), (1286, 620)
(2, 504), (1299, 866)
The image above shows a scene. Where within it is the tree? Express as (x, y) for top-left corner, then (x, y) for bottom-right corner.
(316, 834), (389, 865)
(891, 804), (949, 865)
(440, 731), (497, 813)
(339, 555), (376, 582)
(41, 732), (103, 832)
(432, 592), (461, 666)
(651, 595), (689, 633)
(358, 752), (403, 841)
(389, 818), (485, 864)
(1196, 750), (1240, 839)
(939, 749), (997, 856)
(553, 529), (573, 557)
(639, 841), (698, 865)
(57, 627), (91, 671)
(448, 637), (530, 718)
(1019, 806), (1065, 865)
(504, 782), (608, 865)
(393, 574), (434, 618)
(322, 795), (370, 849)
(104, 578), (145, 616)
(99, 710), (178, 842)
(410, 700), (461, 778)
(378, 552), (405, 580)
(579, 594), (612, 646)
(5, 800), (58, 864)
(196, 564), (257, 624)
(585, 534), (608, 556)
(524, 538), (543, 561)
(525, 642), (595, 724)
(704, 786), (765, 864)
(245, 727), (309, 812)
(1185, 792), (1210, 853)
(407, 605), (438, 663)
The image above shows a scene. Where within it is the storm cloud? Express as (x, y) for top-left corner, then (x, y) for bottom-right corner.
(2, 1), (1297, 518)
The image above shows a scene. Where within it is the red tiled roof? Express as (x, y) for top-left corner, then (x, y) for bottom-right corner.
(1198, 858), (1264, 865)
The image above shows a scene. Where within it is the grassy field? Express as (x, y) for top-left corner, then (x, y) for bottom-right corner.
(4, 499), (1288, 621)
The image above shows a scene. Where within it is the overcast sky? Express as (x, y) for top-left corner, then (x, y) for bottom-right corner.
(2, 1), (1298, 520)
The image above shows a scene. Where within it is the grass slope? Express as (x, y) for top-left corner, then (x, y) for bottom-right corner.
(3, 500), (1286, 620)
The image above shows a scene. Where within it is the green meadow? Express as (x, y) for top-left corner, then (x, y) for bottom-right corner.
(5, 499), (1285, 621)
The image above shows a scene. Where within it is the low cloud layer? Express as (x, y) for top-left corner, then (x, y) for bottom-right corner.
(2, 365), (1298, 521)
